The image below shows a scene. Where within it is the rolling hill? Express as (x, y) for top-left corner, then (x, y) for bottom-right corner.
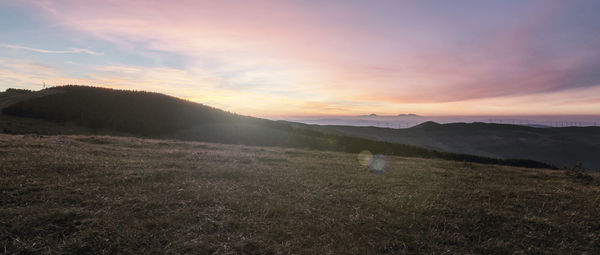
(287, 121), (600, 170)
(2, 134), (598, 254)
(0, 85), (553, 169)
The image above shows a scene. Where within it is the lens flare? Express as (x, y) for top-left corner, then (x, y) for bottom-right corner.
(369, 154), (387, 174)
(357, 150), (373, 166)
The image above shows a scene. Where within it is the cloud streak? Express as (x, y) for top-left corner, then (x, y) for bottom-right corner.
(0, 43), (103, 55)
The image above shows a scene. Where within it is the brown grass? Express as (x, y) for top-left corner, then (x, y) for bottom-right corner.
(1, 134), (599, 254)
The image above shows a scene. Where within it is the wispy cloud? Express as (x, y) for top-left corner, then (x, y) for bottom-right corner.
(0, 43), (103, 55)
(4, 0), (600, 116)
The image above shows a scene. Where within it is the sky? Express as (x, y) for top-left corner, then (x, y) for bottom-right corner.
(1, 0), (600, 117)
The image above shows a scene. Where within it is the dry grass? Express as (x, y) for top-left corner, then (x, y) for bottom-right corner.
(1, 134), (599, 254)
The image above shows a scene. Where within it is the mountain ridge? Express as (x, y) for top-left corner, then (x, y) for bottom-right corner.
(288, 121), (600, 170)
(0, 85), (554, 169)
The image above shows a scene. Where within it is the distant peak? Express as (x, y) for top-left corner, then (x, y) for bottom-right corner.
(412, 121), (442, 129)
(397, 113), (420, 117)
(368, 113), (377, 117)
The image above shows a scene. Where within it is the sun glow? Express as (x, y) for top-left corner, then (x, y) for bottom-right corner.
(2, 1), (600, 116)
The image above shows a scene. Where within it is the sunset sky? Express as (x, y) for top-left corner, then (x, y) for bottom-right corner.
(1, 0), (600, 117)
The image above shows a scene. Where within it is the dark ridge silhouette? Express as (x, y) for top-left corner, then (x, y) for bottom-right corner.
(288, 121), (600, 170)
(4, 88), (32, 94)
(412, 121), (442, 129)
(1, 85), (556, 169)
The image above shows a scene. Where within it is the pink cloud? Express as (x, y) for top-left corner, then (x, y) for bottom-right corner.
(10, 0), (600, 115)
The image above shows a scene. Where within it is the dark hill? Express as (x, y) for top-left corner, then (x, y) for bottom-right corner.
(2, 86), (235, 136)
(0, 86), (555, 169)
(288, 121), (600, 170)
(412, 121), (442, 130)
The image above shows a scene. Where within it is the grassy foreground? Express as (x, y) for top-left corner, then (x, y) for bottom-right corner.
(1, 134), (599, 254)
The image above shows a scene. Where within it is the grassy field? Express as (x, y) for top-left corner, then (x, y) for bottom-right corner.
(1, 134), (599, 254)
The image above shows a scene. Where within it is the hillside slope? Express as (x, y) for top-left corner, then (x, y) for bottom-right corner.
(288, 121), (600, 170)
(1, 134), (598, 253)
(0, 86), (553, 168)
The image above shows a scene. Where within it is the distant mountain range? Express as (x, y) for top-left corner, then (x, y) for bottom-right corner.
(397, 114), (420, 117)
(0, 86), (554, 169)
(282, 115), (600, 129)
(287, 121), (600, 170)
(358, 113), (420, 117)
